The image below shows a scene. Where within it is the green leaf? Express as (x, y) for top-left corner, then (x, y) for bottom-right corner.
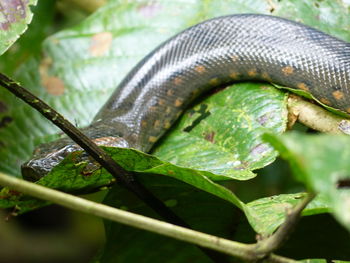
(0, 0), (38, 55)
(245, 193), (329, 235)
(153, 83), (287, 180)
(299, 260), (327, 263)
(0, 146), (331, 237)
(98, 175), (248, 263)
(264, 132), (350, 232)
(0, 147), (245, 213)
(0, 0), (57, 75)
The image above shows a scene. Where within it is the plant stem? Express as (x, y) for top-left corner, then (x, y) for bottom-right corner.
(0, 72), (224, 262)
(287, 95), (350, 134)
(0, 172), (297, 263)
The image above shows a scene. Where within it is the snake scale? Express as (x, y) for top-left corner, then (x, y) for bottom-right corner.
(22, 14), (350, 180)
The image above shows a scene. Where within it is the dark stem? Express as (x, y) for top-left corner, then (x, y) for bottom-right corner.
(0, 73), (224, 263)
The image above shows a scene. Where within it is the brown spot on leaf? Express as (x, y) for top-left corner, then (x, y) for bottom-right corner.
(257, 113), (270, 126)
(0, 116), (13, 128)
(204, 131), (215, 143)
(0, 0), (27, 30)
(39, 56), (64, 95)
(0, 101), (8, 113)
(336, 179), (350, 189)
(90, 32), (113, 57)
(250, 143), (269, 157)
(42, 76), (65, 96)
(81, 162), (100, 176)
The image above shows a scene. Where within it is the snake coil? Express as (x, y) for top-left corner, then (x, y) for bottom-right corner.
(22, 14), (350, 180)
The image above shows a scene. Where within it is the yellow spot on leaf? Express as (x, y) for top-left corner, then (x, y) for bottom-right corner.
(43, 76), (65, 96)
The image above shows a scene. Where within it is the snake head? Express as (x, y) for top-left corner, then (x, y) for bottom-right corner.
(21, 135), (129, 181)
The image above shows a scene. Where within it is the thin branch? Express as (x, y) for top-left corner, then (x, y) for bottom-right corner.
(287, 95), (350, 134)
(0, 172), (298, 263)
(0, 73), (223, 262)
(255, 193), (316, 256)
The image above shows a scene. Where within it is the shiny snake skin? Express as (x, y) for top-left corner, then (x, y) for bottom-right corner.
(22, 14), (350, 180)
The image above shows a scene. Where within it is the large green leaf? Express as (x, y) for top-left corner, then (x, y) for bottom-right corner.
(0, 0), (37, 55)
(153, 83), (287, 179)
(98, 175), (245, 263)
(264, 132), (350, 232)
(0, 147), (332, 237)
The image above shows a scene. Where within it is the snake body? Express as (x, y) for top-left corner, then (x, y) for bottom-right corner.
(22, 14), (350, 180)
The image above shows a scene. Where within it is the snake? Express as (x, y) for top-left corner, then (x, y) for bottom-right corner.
(21, 14), (350, 181)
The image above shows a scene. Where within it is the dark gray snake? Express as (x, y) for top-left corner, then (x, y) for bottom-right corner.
(22, 14), (350, 180)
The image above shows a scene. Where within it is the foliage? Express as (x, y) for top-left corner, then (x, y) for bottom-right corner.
(0, 0), (349, 262)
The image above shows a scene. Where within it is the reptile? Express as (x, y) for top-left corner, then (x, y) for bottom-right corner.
(21, 14), (350, 180)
